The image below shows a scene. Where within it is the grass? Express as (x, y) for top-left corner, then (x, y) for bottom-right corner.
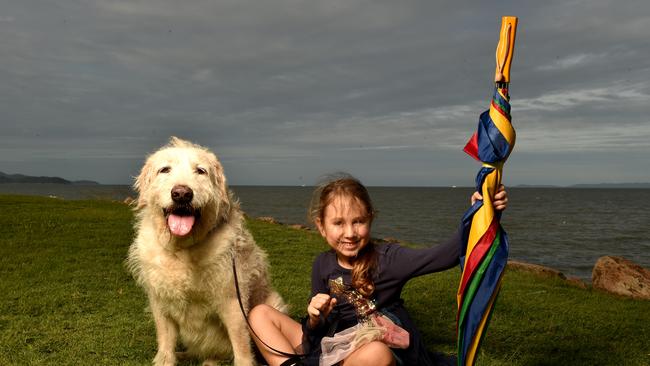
(0, 195), (648, 365)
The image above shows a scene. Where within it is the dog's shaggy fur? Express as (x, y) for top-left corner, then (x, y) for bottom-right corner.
(126, 137), (285, 366)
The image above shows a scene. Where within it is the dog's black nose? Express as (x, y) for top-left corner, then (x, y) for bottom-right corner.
(171, 185), (193, 203)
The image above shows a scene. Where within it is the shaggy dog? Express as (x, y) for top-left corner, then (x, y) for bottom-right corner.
(127, 137), (285, 366)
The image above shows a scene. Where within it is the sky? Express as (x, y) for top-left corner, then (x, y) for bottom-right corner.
(1, 0), (649, 186)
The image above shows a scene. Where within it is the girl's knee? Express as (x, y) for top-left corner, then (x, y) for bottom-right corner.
(249, 304), (292, 331)
(248, 304), (273, 324)
(345, 341), (395, 366)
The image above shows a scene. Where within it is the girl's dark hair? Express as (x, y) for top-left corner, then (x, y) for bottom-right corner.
(309, 173), (377, 297)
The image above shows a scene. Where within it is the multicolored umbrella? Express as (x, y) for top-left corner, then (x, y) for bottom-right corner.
(456, 16), (518, 366)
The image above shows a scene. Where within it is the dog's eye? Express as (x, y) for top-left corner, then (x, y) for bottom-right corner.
(196, 167), (207, 175)
(158, 166), (171, 174)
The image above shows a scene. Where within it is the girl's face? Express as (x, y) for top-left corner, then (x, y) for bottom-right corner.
(316, 194), (371, 269)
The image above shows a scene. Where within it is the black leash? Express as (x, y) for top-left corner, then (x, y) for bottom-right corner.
(231, 253), (307, 360)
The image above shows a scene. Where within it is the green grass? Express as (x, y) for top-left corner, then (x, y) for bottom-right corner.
(0, 195), (648, 365)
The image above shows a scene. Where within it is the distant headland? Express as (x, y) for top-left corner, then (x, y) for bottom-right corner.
(0, 171), (99, 185)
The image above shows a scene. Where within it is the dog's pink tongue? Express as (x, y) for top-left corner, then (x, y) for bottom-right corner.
(167, 214), (195, 236)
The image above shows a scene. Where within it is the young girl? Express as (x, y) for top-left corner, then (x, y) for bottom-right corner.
(248, 175), (508, 366)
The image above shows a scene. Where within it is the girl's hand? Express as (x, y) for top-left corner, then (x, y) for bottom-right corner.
(471, 184), (508, 211)
(307, 293), (337, 329)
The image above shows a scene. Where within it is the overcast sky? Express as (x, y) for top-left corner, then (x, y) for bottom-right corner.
(2, 0), (649, 186)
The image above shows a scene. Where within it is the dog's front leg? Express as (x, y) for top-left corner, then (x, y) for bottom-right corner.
(150, 297), (179, 366)
(222, 299), (255, 366)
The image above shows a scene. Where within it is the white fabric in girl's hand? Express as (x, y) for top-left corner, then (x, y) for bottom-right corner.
(319, 314), (409, 366)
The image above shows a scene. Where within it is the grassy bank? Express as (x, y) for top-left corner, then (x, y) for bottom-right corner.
(0, 195), (648, 365)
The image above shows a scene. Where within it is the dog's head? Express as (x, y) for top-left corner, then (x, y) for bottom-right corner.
(134, 137), (231, 239)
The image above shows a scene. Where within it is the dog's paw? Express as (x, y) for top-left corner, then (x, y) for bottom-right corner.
(153, 350), (177, 366)
(201, 359), (220, 366)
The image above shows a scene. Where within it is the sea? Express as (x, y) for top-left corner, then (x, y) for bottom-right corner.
(2, 183), (649, 281)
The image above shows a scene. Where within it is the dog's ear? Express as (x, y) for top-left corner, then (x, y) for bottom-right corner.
(212, 157), (232, 222)
(134, 158), (154, 209)
(169, 136), (192, 148)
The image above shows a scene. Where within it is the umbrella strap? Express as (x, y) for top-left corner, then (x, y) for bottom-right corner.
(494, 23), (512, 82)
(482, 162), (502, 170)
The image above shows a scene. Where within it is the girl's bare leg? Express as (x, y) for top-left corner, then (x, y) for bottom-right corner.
(248, 304), (304, 366)
(341, 341), (395, 366)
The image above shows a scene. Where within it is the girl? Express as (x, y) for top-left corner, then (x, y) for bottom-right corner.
(248, 174), (508, 366)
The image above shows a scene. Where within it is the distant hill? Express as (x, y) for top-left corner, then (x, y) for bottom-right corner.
(0, 171), (99, 185)
(569, 183), (650, 189)
(515, 183), (650, 189)
(515, 184), (561, 188)
(72, 180), (101, 185)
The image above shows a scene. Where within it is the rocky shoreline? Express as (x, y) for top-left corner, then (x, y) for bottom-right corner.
(254, 215), (650, 301)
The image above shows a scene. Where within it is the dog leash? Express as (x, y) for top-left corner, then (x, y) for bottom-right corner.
(231, 253), (307, 360)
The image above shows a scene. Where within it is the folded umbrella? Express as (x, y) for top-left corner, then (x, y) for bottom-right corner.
(456, 16), (518, 366)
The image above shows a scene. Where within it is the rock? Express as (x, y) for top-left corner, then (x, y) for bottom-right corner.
(507, 261), (589, 288)
(288, 224), (309, 230)
(383, 237), (402, 244)
(372, 237), (401, 244)
(507, 260), (567, 280)
(257, 216), (279, 224)
(592, 256), (650, 300)
(565, 276), (588, 289)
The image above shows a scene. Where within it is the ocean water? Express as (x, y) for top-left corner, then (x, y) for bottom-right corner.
(2, 184), (649, 280)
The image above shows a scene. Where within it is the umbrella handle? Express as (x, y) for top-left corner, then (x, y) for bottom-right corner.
(494, 16), (518, 84)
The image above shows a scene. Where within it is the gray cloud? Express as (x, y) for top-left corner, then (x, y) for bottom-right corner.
(1, 0), (649, 185)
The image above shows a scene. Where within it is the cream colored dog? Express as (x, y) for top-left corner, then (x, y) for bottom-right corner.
(127, 137), (285, 366)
